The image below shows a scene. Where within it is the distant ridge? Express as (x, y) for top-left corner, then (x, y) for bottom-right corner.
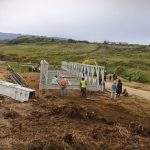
(0, 32), (68, 41)
(0, 32), (23, 40)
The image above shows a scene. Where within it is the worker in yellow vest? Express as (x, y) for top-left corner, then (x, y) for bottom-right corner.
(80, 78), (86, 97)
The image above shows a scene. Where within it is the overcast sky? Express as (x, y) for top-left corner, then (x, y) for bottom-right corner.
(0, 0), (150, 44)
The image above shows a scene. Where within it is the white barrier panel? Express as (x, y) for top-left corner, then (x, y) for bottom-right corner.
(0, 80), (35, 102)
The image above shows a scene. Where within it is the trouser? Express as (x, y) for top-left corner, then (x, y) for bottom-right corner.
(111, 92), (116, 100)
(61, 88), (66, 96)
(81, 88), (86, 97)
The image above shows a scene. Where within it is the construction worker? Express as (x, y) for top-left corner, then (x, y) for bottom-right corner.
(52, 75), (59, 85)
(111, 80), (117, 100)
(123, 88), (128, 97)
(60, 76), (67, 97)
(117, 79), (122, 96)
(80, 78), (86, 97)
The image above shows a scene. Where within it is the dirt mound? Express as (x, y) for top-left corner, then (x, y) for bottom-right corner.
(48, 104), (96, 119)
(48, 104), (115, 126)
(129, 121), (150, 137)
(3, 110), (20, 119)
(30, 111), (44, 119)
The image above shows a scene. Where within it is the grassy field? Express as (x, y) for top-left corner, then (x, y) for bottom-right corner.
(0, 38), (150, 83)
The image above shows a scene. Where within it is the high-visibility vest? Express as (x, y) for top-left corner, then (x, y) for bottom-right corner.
(81, 80), (86, 88)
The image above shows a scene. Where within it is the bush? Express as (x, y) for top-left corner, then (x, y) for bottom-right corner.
(115, 66), (126, 75)
(124, 70), (150, 83)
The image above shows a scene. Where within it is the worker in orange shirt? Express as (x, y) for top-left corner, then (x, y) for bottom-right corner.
(60, 76), (67, 97)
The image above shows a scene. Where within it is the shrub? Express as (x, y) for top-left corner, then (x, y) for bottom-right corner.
(115, 66), (126, 75)
(124, 70), (150, 83)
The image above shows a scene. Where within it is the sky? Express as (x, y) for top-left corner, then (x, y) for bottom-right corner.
(0, 0), (150, 44)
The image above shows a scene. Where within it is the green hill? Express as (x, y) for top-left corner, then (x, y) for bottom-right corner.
(0, 37), (150, 83)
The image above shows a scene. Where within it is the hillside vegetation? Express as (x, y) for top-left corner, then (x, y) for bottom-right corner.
(0, 36), (150, 83)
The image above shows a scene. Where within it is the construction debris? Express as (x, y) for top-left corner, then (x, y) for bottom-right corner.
(8, 64), (28, 87)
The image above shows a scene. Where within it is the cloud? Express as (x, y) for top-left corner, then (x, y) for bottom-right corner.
(0, 0), (150, 44)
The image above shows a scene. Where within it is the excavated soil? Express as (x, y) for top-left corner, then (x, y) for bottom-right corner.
(0, 70), (150, 150)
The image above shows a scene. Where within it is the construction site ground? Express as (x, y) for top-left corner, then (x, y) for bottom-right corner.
(0, 69), (150, 150)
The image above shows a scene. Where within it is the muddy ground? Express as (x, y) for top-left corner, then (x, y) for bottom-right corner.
(0, 71), (150, 150)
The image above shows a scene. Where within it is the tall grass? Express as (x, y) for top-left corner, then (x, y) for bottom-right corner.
(0, 40), (150, 83)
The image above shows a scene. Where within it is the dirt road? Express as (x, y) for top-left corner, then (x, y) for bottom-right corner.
(106, 82), (150, 101)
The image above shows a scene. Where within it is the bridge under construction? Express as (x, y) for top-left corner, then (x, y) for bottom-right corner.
(39, 60), (105, 91)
